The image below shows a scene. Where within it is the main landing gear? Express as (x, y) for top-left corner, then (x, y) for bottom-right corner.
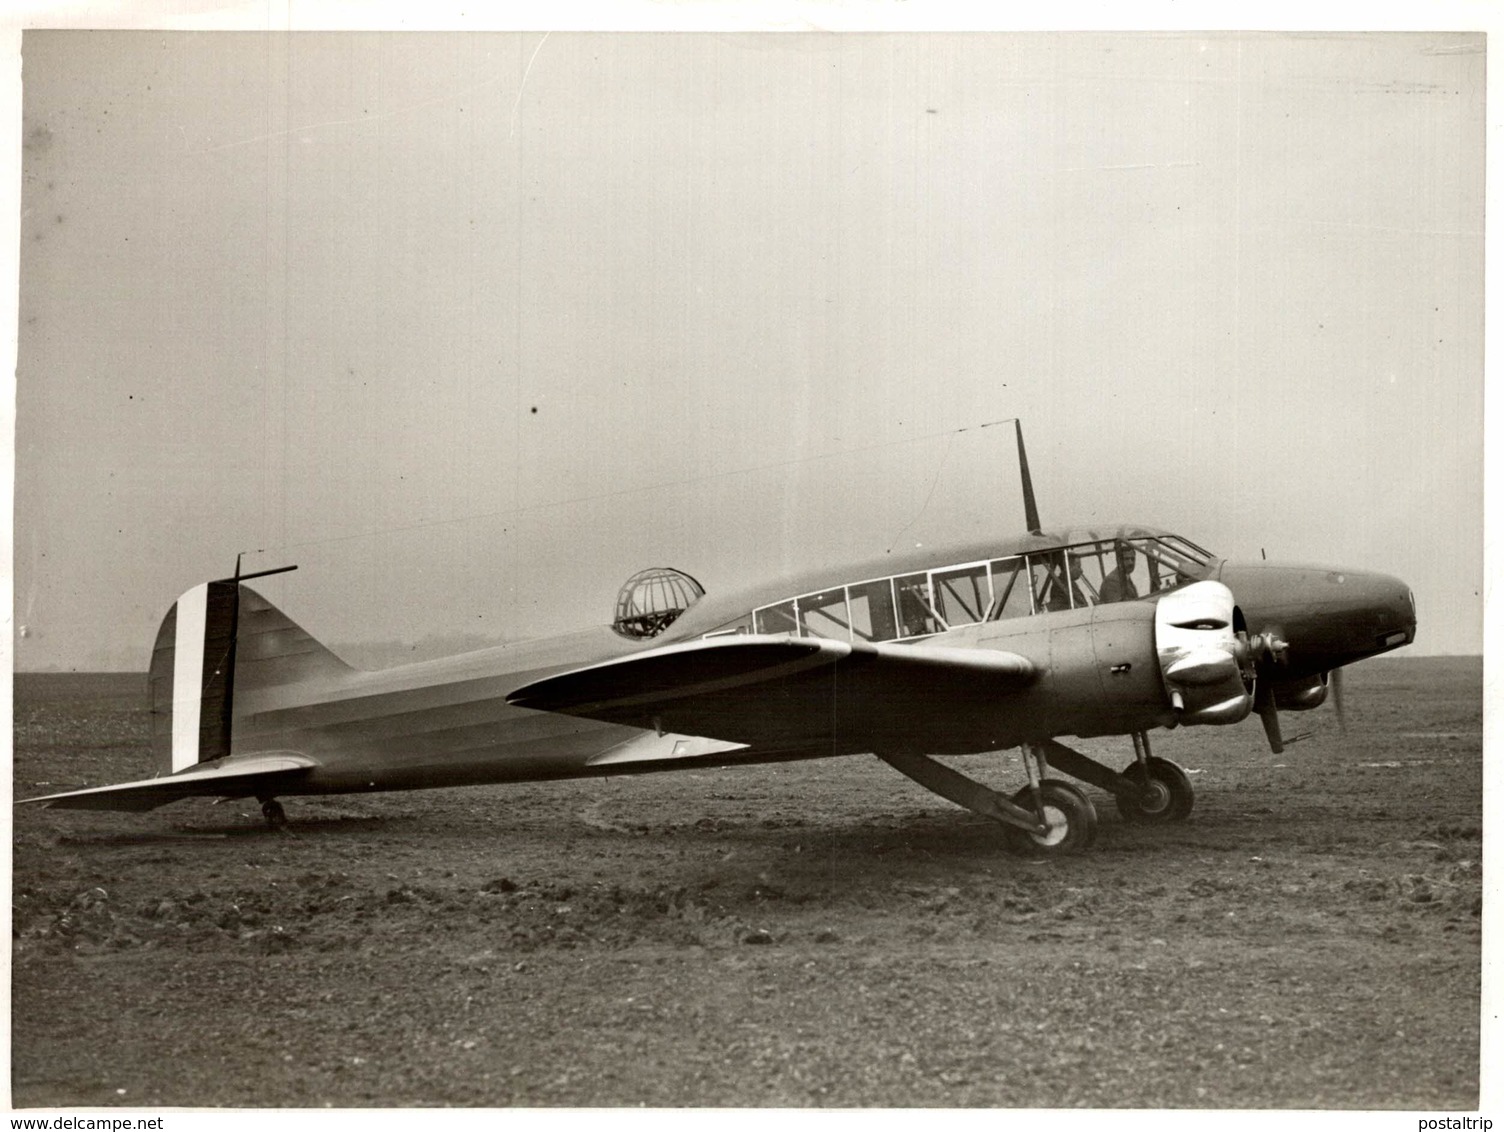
(1112, 731), (1194, 822)
(1116, 757), (1194, 823)
(876, 746), (1099, 857)
(259, 797), (287, 829)
(1032, 731), (1194, 826)
(874, 730), (1193, 856)
(1005, 779), (1098, 855)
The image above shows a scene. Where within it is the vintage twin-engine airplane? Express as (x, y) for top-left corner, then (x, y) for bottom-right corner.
(22, 426), (1416, 854)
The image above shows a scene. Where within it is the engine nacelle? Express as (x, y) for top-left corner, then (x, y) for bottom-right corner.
(1155, 581), (1253, 726)
(1271, 672), (1328, 711)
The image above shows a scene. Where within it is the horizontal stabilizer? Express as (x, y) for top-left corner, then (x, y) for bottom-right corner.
(19, 751), (318, 813)
(509, 634), (1036, 757)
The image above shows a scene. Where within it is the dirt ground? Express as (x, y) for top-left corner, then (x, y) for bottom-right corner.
(10, 657), (1481, 1109)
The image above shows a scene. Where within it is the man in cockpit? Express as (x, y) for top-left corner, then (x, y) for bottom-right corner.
(1099, 543), (1140, 603)
(1044, 553), (1092, 611)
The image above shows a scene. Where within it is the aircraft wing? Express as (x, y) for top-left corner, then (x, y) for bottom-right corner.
(18, 751), (318, 812)
(507, 635), (1037, 757)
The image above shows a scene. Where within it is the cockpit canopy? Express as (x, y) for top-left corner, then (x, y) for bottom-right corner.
(719, 533), (1213, 645)
(613, 567), (706, 639)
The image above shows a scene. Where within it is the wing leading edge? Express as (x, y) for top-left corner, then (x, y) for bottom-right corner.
(507, 634), (1038, 757)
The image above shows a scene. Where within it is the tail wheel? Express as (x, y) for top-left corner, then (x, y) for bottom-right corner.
(1116, 757), (1194, 822)
(1006, 779), (1098, 856)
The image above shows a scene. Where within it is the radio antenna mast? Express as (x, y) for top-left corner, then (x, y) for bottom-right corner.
(1015, 420), (1042, 535)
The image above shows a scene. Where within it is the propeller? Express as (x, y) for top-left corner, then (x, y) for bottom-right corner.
(1250, 663), (1347, 755)
(1254, 677), (1284, 754)
(1331, 666), (1347, 733)
(1238, 630), (1290, 754)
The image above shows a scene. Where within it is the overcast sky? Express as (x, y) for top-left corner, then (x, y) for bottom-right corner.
(11, 28), (1483, 670)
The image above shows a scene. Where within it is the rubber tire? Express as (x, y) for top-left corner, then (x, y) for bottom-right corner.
(1040, 780), (1100, 848)
(1116, 757), (1194, 822)
(261, 799), (287, 828)
(1006, 779), (1099, 856)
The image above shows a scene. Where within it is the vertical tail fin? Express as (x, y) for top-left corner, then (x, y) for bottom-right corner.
(148, 582), (352, 774)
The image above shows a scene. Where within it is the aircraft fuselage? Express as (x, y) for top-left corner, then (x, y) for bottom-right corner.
(221, 525), (1414, 798)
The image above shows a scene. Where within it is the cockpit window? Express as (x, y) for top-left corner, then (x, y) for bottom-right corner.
(742, 532), (1215, 643)
(1158, 534), (1212, 564)
(1134, 536), (1208, 590)
(1030, 549), (1078, 612)
(1047, 537), (1211, 604)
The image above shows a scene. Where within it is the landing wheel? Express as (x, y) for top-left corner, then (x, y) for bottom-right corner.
(1006, 779), (1098, 856)
(260, 798), (287, 829)
(1116, 757), (1193, 822)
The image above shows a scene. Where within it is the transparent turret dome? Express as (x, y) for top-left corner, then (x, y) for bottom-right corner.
(612, 567), (706, 640)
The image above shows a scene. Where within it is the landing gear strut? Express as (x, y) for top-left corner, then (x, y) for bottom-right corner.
(1116, 758), (1194, 822)
(260, 798), (287, 829)
(875, 745), (1099, 857)
(1010, 741), (1098, 852)
(872, 731), (1193, 854)
(1005, 779), (1098, 855)
(1113, 730), (1194, 822)
(1036, 732), (1195, 824)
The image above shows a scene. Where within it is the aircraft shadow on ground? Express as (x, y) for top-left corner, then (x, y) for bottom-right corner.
(615, 804), (1205, 870)
(51, 814), (401, 846)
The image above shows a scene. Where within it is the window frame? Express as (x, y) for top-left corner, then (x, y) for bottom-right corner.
(742, 533), (1216, 642)
(928, 559), (994, 629)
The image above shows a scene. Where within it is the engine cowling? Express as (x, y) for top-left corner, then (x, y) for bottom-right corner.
(1155, 581), (1254, 726)
(1271, 672), (1329, 711)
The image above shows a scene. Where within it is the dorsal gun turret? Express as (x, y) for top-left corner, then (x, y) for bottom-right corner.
(612, 567), (705, 640)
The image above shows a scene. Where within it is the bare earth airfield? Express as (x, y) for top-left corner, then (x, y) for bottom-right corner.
(11, 656), (1479, 1109)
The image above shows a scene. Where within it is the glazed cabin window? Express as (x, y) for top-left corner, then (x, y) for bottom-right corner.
(754, 601), (798, 635)
(1100, 541), (1149, 602)
(1063, 542), (1115, 605)
(895, 573), (943, 638)
(703, 613), (754, 638)
(1024, 539), (1196, 608)
(1137, 537), (1206, 592)
(1029, 549), (1080, 612)
(1159, 534), (1213, 565)
(987, 556), (1033, 619)
(847, 578), (898, 642)
(932, 563), (990, 628)
(743, 534), (1216, 643)
(798, 588), (852, 641)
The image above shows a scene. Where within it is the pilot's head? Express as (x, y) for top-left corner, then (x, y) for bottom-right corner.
(1115, 544), (1137, 572)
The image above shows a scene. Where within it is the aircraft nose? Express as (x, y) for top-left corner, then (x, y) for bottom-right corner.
(1216, 562), (1416, 674)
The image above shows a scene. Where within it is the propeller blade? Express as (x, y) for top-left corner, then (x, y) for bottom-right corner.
(1331, 667), (1347, 733)
(1254, 677), (1284, 754)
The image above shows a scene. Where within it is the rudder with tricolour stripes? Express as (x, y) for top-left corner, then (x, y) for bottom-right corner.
(148, 583), (352, 774)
